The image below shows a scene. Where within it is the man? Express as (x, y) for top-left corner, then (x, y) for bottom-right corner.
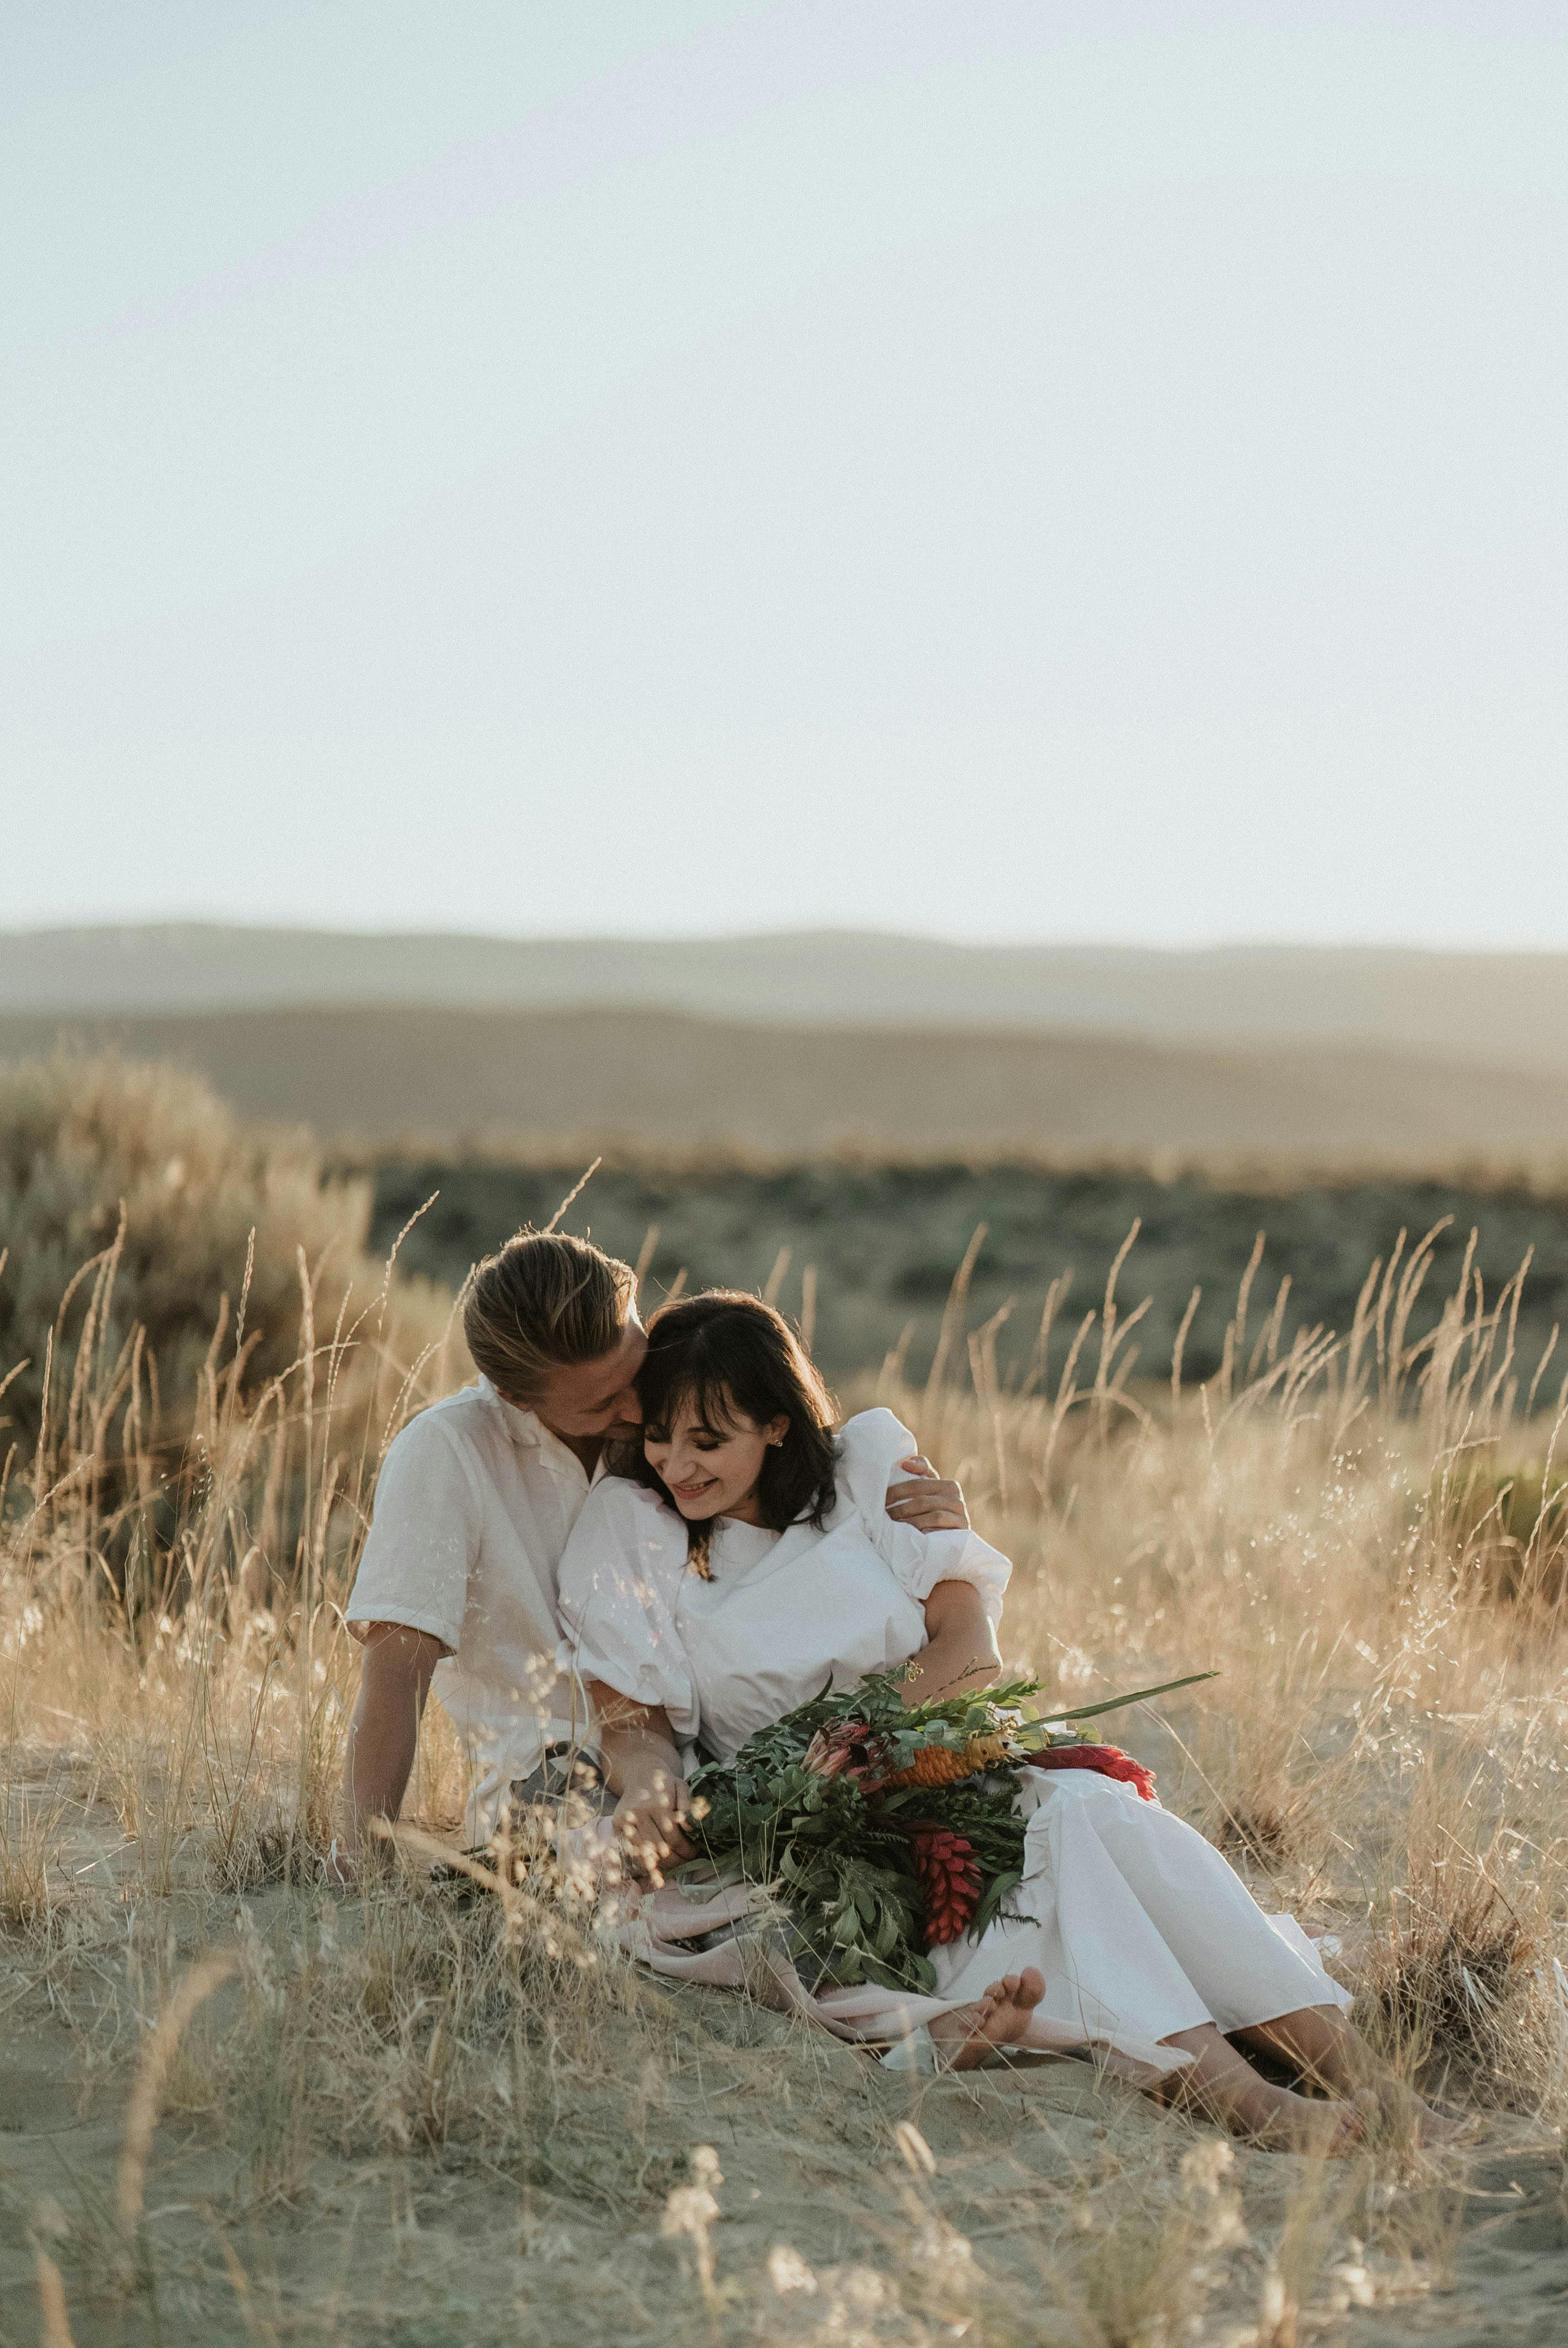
(341, 1229), (971, 1865)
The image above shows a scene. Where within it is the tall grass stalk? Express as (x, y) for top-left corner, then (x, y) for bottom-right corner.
(3, 1197), (1566, 2342)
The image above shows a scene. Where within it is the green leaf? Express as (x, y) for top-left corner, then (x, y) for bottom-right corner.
(969, 1870), (1023, 1939)
(1045, 1671), (1217, 1723)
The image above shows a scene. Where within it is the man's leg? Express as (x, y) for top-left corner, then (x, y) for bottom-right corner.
(1231, 2005), (1461, 2142)
(1154, 2022), (1366, 2153)
(506, 1742), (608, 1815)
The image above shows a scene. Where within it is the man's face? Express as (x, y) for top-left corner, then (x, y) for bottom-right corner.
(532, 1315), (647, 1445)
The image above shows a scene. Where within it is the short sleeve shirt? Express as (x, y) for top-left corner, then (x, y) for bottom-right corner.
(345, 1376), (602, 1839)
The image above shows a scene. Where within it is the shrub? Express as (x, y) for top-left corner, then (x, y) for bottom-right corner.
(1441, 1457), (1568, 1605)
(0, 1053), (457, 1468)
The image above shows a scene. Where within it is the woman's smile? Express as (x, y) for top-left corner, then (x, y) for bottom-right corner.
(643, 1391), (788, 1526)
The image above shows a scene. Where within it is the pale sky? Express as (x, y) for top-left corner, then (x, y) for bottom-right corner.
(4, 2), (1565, 946)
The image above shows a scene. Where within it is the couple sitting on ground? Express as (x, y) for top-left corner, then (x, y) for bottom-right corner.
(342, 1230), (1444, 2150)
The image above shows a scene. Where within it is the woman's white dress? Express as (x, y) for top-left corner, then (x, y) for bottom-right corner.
(556, 1408), (1350, 2077)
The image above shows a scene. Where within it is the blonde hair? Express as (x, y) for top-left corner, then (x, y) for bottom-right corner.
(462, 1231), (637, 1406)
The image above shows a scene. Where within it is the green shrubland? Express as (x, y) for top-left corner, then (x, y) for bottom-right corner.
(369, 1154), (1568, 1396)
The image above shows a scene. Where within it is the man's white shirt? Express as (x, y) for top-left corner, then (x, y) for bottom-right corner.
(345, 1376), (601, 1840)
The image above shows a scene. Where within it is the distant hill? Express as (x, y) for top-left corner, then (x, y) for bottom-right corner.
(4, 1002), (1567, 1162)
(7, 923), (1568, 1075)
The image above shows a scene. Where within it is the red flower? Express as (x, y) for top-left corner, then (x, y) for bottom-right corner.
(1022, 1743), (1158, 1802)
(908, 1823), (983, 1947)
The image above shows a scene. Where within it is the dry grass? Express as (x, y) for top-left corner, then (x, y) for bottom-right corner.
(3, 1127), (1568, 2341)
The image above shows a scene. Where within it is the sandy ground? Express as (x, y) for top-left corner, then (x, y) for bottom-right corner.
(2, 1766), (1565, 2348)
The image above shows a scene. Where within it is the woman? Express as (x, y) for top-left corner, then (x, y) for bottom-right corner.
(557, 1293), (1427, 2150)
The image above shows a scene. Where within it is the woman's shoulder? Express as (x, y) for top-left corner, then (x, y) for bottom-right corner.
(578, 1471), (679, 1537)
(558, 1474), (688, 1620)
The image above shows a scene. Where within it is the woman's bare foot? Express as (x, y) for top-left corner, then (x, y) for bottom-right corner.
(929, 1968), (1046, 2072)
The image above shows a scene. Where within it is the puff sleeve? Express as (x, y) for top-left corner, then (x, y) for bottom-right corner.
(555, 1479), (700, 1739)
(833, 1408), (1012, 1630)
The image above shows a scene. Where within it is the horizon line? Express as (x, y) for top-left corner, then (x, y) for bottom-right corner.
(8, 917), (1568, 960)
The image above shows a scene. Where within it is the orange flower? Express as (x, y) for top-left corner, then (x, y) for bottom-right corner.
(881, 1731), (1010, 1790)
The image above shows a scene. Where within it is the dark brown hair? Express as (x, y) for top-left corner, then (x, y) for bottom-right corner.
(462, 1231), (637, 1406)
(620, 1290), (840, 1575)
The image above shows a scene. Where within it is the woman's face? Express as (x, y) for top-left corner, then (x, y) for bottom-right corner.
(643, 1393), (788, 1522)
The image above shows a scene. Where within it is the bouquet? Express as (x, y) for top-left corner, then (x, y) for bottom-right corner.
(676, 1668), (1213, 1996)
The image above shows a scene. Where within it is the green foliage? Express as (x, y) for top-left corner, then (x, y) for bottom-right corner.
(1441, 1456), (1568, 1602)
(369, 1153), (1568, 1389)
(684, 1673), (1095, 1992)
(777, 1827), (929, 1991)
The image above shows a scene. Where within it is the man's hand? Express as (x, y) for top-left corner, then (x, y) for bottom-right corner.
(885, 1453), (970, 1533)
(613, 1772), (694, 1882)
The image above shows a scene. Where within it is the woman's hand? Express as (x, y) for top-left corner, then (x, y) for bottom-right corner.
(885, 1454), (970, 1532)
(613, 1771), (694, 1881)
(585, 1680), (695, 1882)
